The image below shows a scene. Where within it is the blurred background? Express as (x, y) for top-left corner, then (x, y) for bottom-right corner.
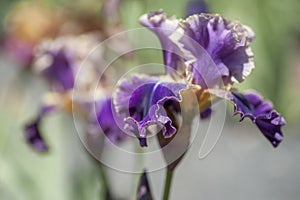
(1, 0), (300, 199)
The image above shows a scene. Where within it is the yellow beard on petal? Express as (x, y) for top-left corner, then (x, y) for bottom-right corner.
(194, 88), (214, 113)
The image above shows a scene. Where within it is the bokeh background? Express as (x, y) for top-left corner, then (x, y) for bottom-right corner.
(1, 0), (300, 199)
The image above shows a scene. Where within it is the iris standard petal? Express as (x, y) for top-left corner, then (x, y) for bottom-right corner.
(114, 74), (188, 147)
(175, 14), (255, 87)
(139, 10), (185, 79)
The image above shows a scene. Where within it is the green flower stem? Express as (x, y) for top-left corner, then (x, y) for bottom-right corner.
(98, 164), (112, 200)
(162, 169), (174, 200)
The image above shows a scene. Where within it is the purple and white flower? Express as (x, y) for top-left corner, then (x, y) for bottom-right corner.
(113, 10), (285, 148)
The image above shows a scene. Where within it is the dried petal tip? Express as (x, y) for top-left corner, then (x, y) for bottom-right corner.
(137, 170), (153, 200)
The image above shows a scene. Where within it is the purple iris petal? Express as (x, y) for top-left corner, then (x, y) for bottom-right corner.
(33, 38), (76, 92)
(24, 105), (56, 152)
(96, 98), (128, 143)
(42, 49), (75, 92)
(178, 14), (255, 86)
(114, 75), (188, 147)
(140, 11), (254, 88)
(33, 33), (102, 92)
(139, 11), (185, 79)
(137, 170), (153, 200)
(230, 91), (285, 147)
(24, 122), (48, 152)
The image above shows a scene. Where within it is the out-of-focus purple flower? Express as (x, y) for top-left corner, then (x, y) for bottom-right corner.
(24, 122), (48, 152)
(95, 98), (128, 144)
(23, 32), (128, 151)
(114, 74), (188, 146)
(23, 29), (132, 152)
(83, 95), (128, 158)
(33, 33), (103, 92)
(24, 92), (128, 152)
(24, 35), (105, 151)
(137, 170), (153, 200)
(24, 104), (57, 152)
(40, 49), (74, 91)
(186, 0), (209, 17)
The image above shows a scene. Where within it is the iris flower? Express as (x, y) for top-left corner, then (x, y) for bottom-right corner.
(24, 33), (127, 152)
(113, 10), (285, 154)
